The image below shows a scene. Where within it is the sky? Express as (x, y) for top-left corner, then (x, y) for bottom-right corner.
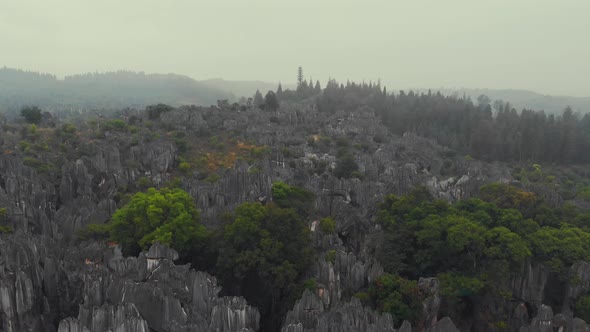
(0, 0), (588, 97)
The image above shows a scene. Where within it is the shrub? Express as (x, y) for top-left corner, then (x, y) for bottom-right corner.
(104, 120), (127, 132)
(319, 217), (336, 233)
(576, 295), (590, 322)
(334, 153), (359, 179)
(204, 174), (221, 183)
(326, 249), (337, 265)
(0, 208), (11, 233)
(272, 181), (315, 217)
(20, 106), (42, 124)
(179, 162), (192, 173)
(23, 157), (55, 174)
(136, 177), (152, 189)
(77, 223), (110, 241)
(369, 274), (424, 326)
(351, 170), (365, 180)
(61, 123), (77, 134)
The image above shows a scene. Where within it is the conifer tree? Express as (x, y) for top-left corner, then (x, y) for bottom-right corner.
(253, 89), (264, 107)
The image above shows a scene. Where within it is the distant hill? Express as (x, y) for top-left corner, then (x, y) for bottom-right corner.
(199, 78), (293, 99)
(0, 68), (233, 115)
(428, 88), (590, 115)
(3, 67), (587, 117)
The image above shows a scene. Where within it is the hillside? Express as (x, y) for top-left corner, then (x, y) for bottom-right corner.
(0, 67), (233, 114)
(1, 81), (590, 332)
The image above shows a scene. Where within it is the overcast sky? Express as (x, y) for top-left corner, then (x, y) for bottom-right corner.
(0, 0), (588, 96)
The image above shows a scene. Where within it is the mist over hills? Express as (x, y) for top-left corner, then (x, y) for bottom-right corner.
(200, 78), (293, 100)
(1, 67), (588, 116)
(0, 67), (234, 114)
(430, 88), (590, 114)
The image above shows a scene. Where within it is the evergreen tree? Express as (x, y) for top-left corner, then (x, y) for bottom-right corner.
(297, 66), (304, 89)
(253, 89), (264, 107)
(315, 80), (321, 93)
(264, 91), (279, 112)
(20, 106), (42, 124)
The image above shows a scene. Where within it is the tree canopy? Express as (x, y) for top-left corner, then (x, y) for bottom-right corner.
(216, 181), (315, 330)
(372, 184), (590, 323)
(20, 106), (42, 124)
(315, 80), (590, 164)
(264, 91), (279, 112)
(88, 187), (209, 257)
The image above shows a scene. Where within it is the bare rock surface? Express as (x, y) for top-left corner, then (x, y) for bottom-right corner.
(0, 233), (258, 332)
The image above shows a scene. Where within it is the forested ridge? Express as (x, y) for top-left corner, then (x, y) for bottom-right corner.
(312, 80), (590, 164)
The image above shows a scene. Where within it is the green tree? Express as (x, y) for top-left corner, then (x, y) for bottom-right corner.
(217, 201), (313, 330)
(271, 181), (315, 218)
(479, 183), (539, 219)
(438, 272), (485, 299)
(108, 187), (208, 257)
(20, 106), (42, 124)
(319, 217), (336, 233)
(369, 274), (424, 326)
(253, 89), (264, 108)
(334, 153), (359, 179)
(484, 227), (531, 267)
(314, 80), (322, 93)
(265, 91), (279, 112)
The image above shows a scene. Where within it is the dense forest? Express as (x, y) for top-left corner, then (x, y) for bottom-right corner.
(310, 80), (590, 164)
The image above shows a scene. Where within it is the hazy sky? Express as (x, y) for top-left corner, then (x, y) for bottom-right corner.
(1, 0), (588, 96)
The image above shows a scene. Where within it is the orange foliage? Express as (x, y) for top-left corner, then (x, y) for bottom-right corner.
(202, 140), (266, 172)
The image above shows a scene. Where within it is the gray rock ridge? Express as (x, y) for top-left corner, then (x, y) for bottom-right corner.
(0, 102), (512, 242)
(280, 269), (449, 332)
(517, 308), (590, 332)
(0, 136), (176, 240)
(57, 303), (149, 332)
(419, 277), (442, 330)
(0, 233), (259, 332)
(281, 290), (395, 332)
(68, 242), (260, 332)
(425, 317), (460, 332)
(510, 261), (549, 306)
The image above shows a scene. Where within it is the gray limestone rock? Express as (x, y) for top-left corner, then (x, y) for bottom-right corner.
(398, 320), (412, 332)
(529, 305), (554, 332)
(58, 303), (149, 332)
(569, 318), (590, 332)
(419, 277), (441, 330)
(281, 290), (394, 332)
(426, 317), (460, 332)
(0, 234), (259, 332)
(511, 262), (549, 305)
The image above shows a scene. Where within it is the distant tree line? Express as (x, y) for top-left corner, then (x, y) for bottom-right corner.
(315, 80), (590, 164)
